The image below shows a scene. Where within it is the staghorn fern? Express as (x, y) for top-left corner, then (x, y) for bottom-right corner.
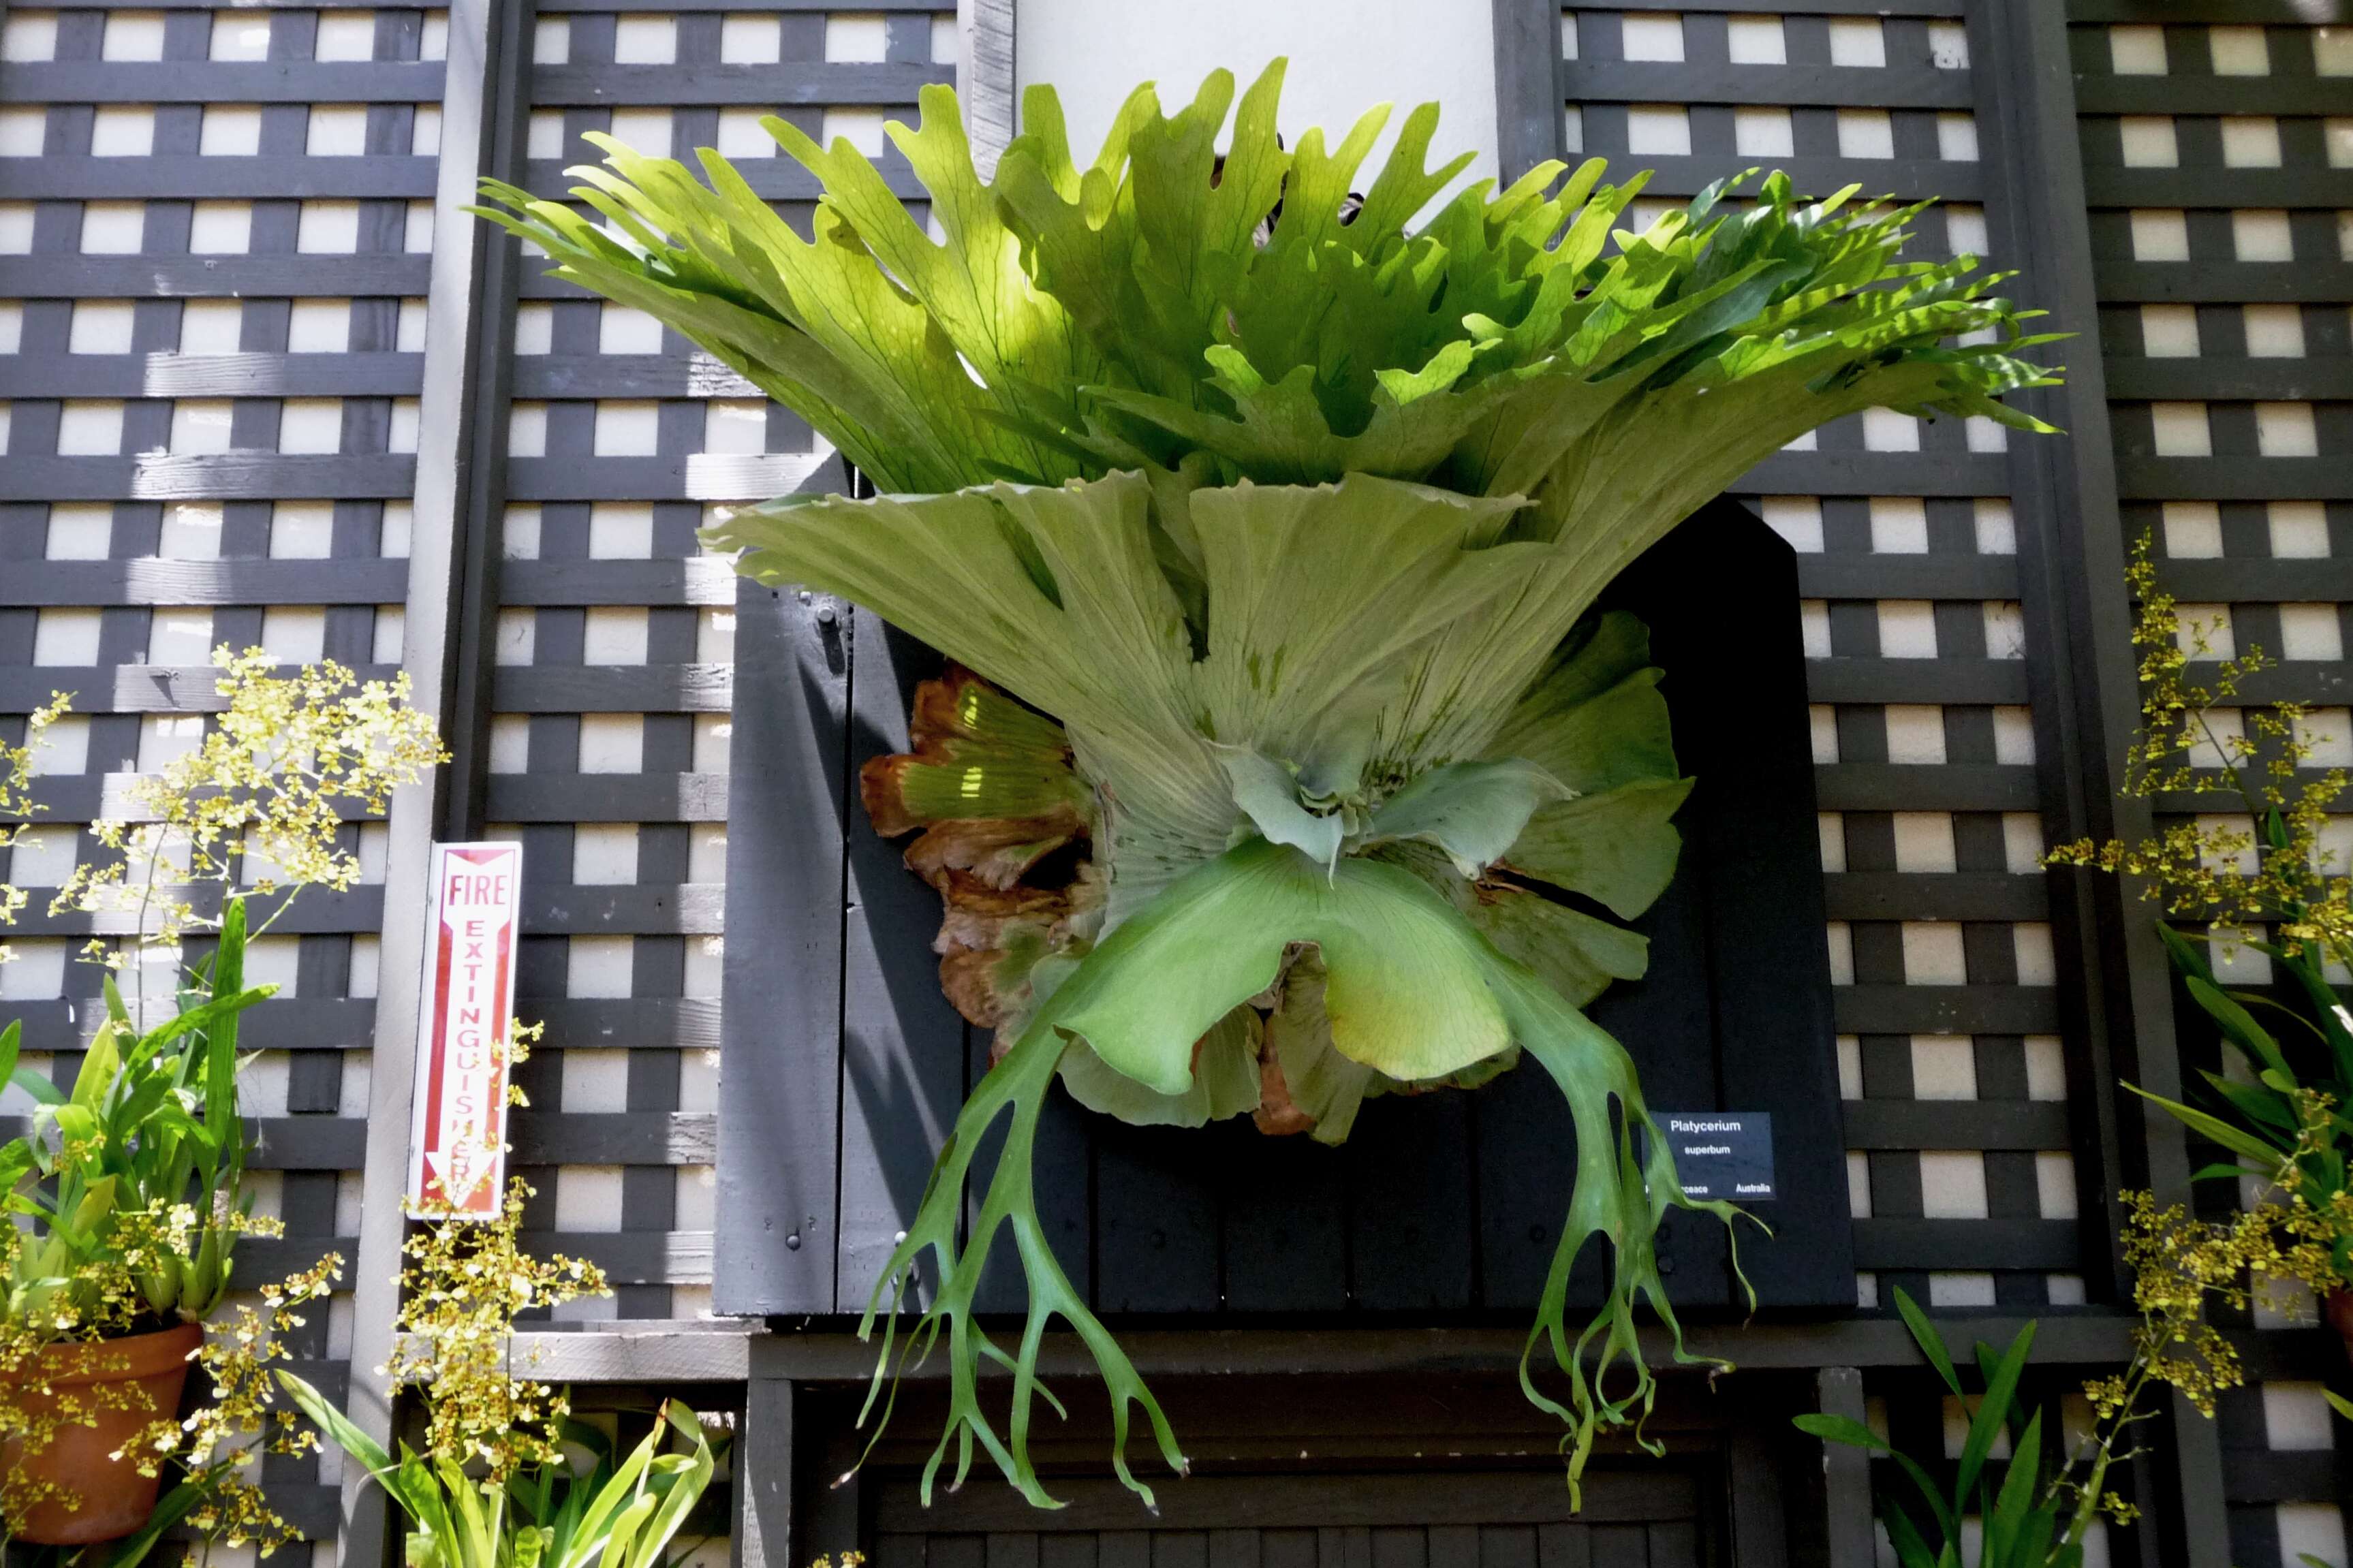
(476, 59), (2057, 1511)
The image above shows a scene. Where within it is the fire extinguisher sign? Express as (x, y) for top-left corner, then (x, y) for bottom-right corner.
(406, 841), (522, 1219)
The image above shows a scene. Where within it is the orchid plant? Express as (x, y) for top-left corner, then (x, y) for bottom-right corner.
(478, 61), (2056, 1506)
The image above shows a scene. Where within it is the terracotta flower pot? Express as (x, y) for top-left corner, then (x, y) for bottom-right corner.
(1, 1321), (202, 1545)
(2327, 1288), (2353, 1367)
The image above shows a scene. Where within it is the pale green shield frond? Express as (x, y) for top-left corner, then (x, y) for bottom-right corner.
(1362, 757), (1571, 878)
(1058, 1006), (1262, 1127)
(1269, 963), (1379, 1148)
(1485, 610), (1674, 792)
(1507, 778), (1695, 920)
(1463, 883), (1650, 1007)
(1187, 475), (1542, 772)
(1216, 747), (1347, 873)
(1042, 837), (1512, 1093)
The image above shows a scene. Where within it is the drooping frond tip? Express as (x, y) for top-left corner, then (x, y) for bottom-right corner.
(470, 61), (2059, 502)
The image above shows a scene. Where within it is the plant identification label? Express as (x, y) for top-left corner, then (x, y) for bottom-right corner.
(1655, 1112), (1776, 1202)
(407, 841), (522, 1219)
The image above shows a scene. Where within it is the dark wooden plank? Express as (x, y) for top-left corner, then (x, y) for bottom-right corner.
(714, 550), (850, 1315)
(1586, 1529), (1646, 1568)
(1263, 1533), (1317, 1568)
(1217, 1115), (1350, 1314)
(1849, 1217), (2078, 1270)
(1840, 1099), (2072, 1150)
(1617, 503), (1854, 1308)
(529, 60), (949, 105)
(1348, 1090), (1479, 1312)
(1645, 1524), (1696, 1568)
(492, 663), (733, 713)
(1533, 1526), (1589, 1568)
(484, 772), (730, 822)
(1795, 554), (2020, 599)
(508, 1110), (715, 1163)
(0, 455), (416, 503)
(10, 157), (437, 201)
(1833, 986), (2064, 1033)
(0, 59), (446, 101)
(1821, 873), (2048, 922)
(837, 612), (981, 1313)
(0, 257), (431, 298)
(1812, 764), (2040, 812)
(1803, 659), (2032, 706)
(500, 557), (736, 607)
(0, 353), (424, 401)
(1369, 1530), (1424, 1568)
(1562, 58), (1972, 106)
(1476, 1527), (1536, 1568)
(1094, 1123), (1221, 1313)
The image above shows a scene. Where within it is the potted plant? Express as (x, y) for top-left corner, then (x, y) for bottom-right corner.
(1798, 1187), (2341, 1566)
(2049, 542), (2353, 1353)
(0, 650), (444, 1547)
(280, 1182), (721, 1568)
(479, 62), (2055, 1504)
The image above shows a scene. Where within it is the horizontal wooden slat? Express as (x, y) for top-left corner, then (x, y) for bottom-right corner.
(2103, 358), (2353, 403)
(6, 157), (436, 202)
(1850, 1217), (2079, 1269)
(0, 557), (409, 607)
(2, 998), (374, 1054)
(1813, 763), (2042, 811)
(2074, 75), (2353, 116)
(1586, 153), (1984, 204)
(0, 1118), (366, 1170)
(0, 352), (423, 401)
(525, 881), (724, 934)
(505, 452), (828, 503)
(1822, 871), (2049, 921)
(2093, 260), (2353, 305)
(1805, 657), (2032, 704)
(2113, 456), (2343, 503)
(519, 1229), (713, 1285)
(0, 60), (445, 103)
(519, 997), (722, 1050)
(2218, 1449), (2343, 1504)
(231, 1234), (352, 1291)
(510, 1111), (717, 1164)
(500, 557), (736, 607)
(2158, 556), (2353, 603)
(1796, 553), (2021, 599)
(509, 352), (761, 401)
(11, 775), (388, 823)
(529, 61), (948, 106)
(1563, 59), (1972, 108)
(1839, 1098), (2074, 1150)
(492, 663), (732, 712)
(2083, 167), (2353, 211)
(6, 884), (384, 936)
(0, 255), (432, 299)
(873, 1469), (1701, 1533)
(520, 157), (926, 204)
(0, 455), (417, 503)
(484, 772), (731, 823)
(1736, 450), (2011, 497)
(0, 662), (399, 712)
(1598, 0), (1965, 13)
(1833, 984), (2064, 1033)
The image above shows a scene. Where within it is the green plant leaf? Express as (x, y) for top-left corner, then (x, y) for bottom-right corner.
(1892, 1286), (1965, 1397)
(1792, 1412), (1888, 1452)
(1362, 758), (1571, 877)
(1056, 1005), (1262, 1127)
(1503, 777), (1694, 920)
(1216, 747), (1347, 873)
(1040, 836), (1511, 1092)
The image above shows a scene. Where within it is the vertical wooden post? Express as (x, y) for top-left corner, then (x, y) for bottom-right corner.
(1816, 1367), (1876, 1568)
(340, 0), (527, 1562)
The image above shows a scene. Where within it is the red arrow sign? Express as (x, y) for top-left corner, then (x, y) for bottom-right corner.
(407, 842), (522, 1219)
